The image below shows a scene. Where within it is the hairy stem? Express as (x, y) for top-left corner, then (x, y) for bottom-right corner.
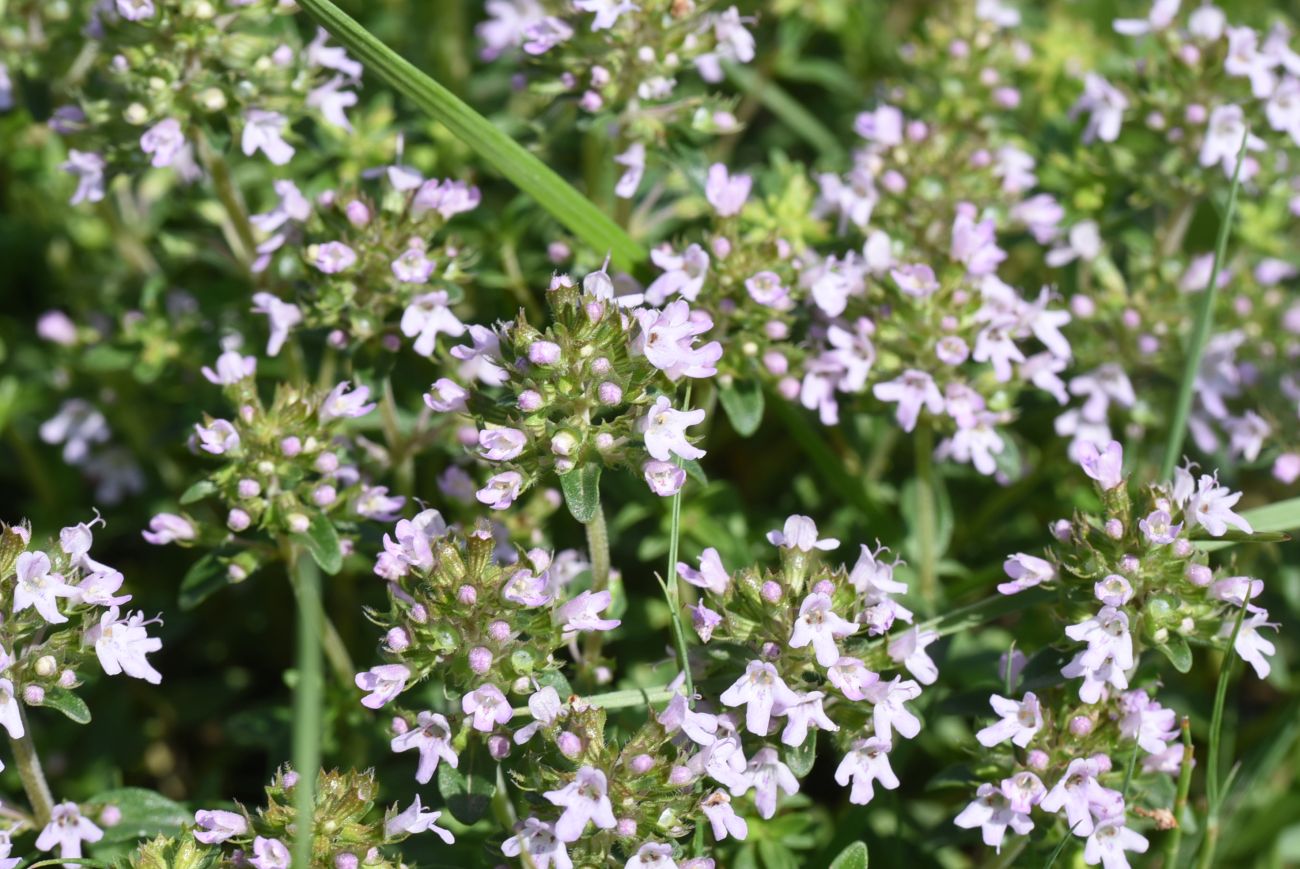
(663, 384), (696, 701)
(580, 504), (612, 675)
(914, 424), (938, 606)
(10, 702), (54, 827)
(289, 546), (324, 867)
(1163, 717), (1195, 866)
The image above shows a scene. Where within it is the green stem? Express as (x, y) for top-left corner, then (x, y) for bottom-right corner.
(288, 546), (323, 868)
(511, 685), (677, 716)
(580, 504), (612, 675)
(1198, 604), (1248, 869)
(1163, 717), (1195, 867)
(663, 384), (696, 702)
(1159, 133), (1248, 480)
(10, 703), (54, 827)
(196, 133), (258, 268)
(722, 60), (845, 163)
(914, 424), (938, 607)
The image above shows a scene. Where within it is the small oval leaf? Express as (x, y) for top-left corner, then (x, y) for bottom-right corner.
(39, 685), (92, 724)
(560, 463), (602, 524)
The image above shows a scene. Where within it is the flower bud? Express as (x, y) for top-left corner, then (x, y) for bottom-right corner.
(335, 854), (359, 869)
(760, 581), (783, 603)
(1091, 753), (1113, 773)
(1172, 538), (1193, 558)
(557, 731), (583, 758)
(1119, 554), (1140, 573)
(598, 382), (623, 405)
(238, 478), (261, 499)
(1026, 750), (1049, 770)
(668, 766), (694, 786)
(281, 436), (302, 457)
(551, 431), (580, 457)
(529, 341), (562, 366)
(761, 641), (781, 660)
(1051, 519), (1072, 541)
(392, 716), (410, 736)
(313, 485), (337, 507)
(345, 200), (371, 228)
(489, 735), (512, 759)
(1186, 564), (1213, 587)
(596, 433), (616, 451)
(315, 452), (340, 473)
(59, 670), (77, 688)
(616, 818), (638, 837)
(518, 390), (543, 412)
(1104, 518), (1123, 539)
(629, 754), (656, 774)
(283, 771), (299, 789)
(409, 604), (429, 624)
(469, 646), (494, 674)
(1068, 715), (1093, 736)
(99, 805), (122, 827)
(711, 237), (732, 259)
(489, 620), (512, 642)
(35, 656), (57, 677)
(385, 628), (410, 652)
(287, 513), (310, 534)
(813, 579), (835, 596)
(227, 509), (251, 532)
(23, 685), (44, 705)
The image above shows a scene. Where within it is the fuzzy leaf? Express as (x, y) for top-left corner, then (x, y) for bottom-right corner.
(40, 686), (92, 724)
(297, 0), (646, 271)
(1156, 635), (1194, 674)
(293, 513), (343, 575)
(179, 553), (228, 611)
(828, 841), (869, 869)
(718, 379), (766, 437)
(785, 731), (817, 777)
(90, 787), (191, 844)
(437, 761), (496, 825)
(179, 480), (217, 505)
(560, 463), (602, 524)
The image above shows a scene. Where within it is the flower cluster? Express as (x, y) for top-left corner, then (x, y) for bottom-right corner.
(425, 267), (722, 508)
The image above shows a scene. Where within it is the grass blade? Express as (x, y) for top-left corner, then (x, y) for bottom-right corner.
(723, 60), (846, 162)
(290, 547), (323, 867)
(297, 0), (647, 271)
(1159, 132), (1249, 480)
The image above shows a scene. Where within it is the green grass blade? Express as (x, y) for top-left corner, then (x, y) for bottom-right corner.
(723, 60), (846, 162)
(297, 0), (647, 271)
(1159, 133), (1249, 480)
(664, 384), (696, 701)
(290, 547), (324, 868)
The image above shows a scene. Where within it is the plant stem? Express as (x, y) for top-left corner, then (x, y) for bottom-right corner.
(663, 384), (696, 702)
(10, 703), (54, 827)
(512, 685), (677, 716)
(1163, 717), (1195, 867)
(1198, 603), (1248, 869)
(196, 133), (258, 268)
(914, 424), (938, 607)
(1159, 133), (1248, 480)
(288, 546), (323, 868)
(580, 503), (612, 675)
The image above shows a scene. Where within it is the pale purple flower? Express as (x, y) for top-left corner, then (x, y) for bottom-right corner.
(1094, 575), (1134, 607)
(392, 247), (436, 283)
(1046, 221), (1102, 268)
(951, 213), (1006, 276)
(849, 544), (906, 601)
(392, 711), (458, 783)
(614, 143), (646, 199)
(891, 264), (939, 298)
(575, 0), (638, 31)
(645, 245), (710, 304)
(194, 419), (239, 455)
(1118, 689), (1178, 755)
(700, 790), (748, 841)
(641, 396), (706, 462)
(698, 733), (749, 791)
(193, 809), (248, 845)
(0, 680), (23, 739)
(306, 26), (363, 77)
(557, 590), (621, 633)
(251, 292), (302, 357)
(514, 686), (564, 744)
(827, 657), (880, 701)
(1038, 758), (1113, 836)
(241, 109), (294, 165)
(355, 485), (406, 521)
(873, 370), (944, 432)
(451, 324), (510, 386)
(631, 301), (723, 380)
(789, 593), (859, 667)
(854, 104), (904, 146)
(767, 515), (838, 552)
(888, 627), (940, 685)
(355, 663), (410, 709)
(1185, 473), (1252, 537)
(462, 683), (513, 731)
(643, 460), (687, 497)
(424, 378), (469, 413)
(479, 427), (528, 462)
(1063, 652), (1130, 704)
(1138, 510), (1181, 545)
(1079, 439), (1124, 490)
(523, 16), (574, 55)
(249, 836), (289, 869)
(201, 350), (256, 385)
(777, 690), (838, 747)
(999, 553), (1054, 595)
(658, 692), (719, 746)
(720, 660), (801, 736)
(37, 310), (78, 346)
(740, 747), (799, 819)
(35, 802), (103, 863)
(477, 471), (525, 510)
(502, 567), (552, 608)
(1224, 27), (1276, 98)
(308, 76), (358, 130)
(1066, 607), (1135, 672)
(321, 381), (376, 421)
(1073, 73), (1128, 143)
(863, 676), (922, 741)
(544, 766), (617, 842)
(61, 150), (106, 205)
(115, 0), (156, 20)
(678, 548), (729, 595)
(1223, 609), (1278, 678)
(502, 817), (572, 869)
(14, 551), (74, 624)
(976, 693), (1043, 748)
(626, 842), (677, 869)
(1083, 817), (1149, 868)
(385, 795), (454, 843)
(1200, 104), (1266, 178)
(140, 118), (186, 167)
(834, 737), (899, 805)
(1113, 0), (1179, 36)
(142, 513), (195, 546)
(412, 178), (482, 219)
(744, 271), (793, 310)
(311, 241), (357, 274)
(705, 163), (752, 216)
(954, 782), (1034, 852)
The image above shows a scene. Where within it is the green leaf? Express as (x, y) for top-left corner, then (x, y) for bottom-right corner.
(784, 731), (817, 778)
(680, 458), (708, 486)
(828, 841), (869, 869)
(1155, 635), (1193, 673)
(717, 378), (766, 437)
(297, 0), (646, 271)
(179, 480), (217, 505)
(179, 553), (228, 611)
(89, 787), (191, 844)
(292, 513), (343, 575)
(722, 61), (846, 162)
(437, 761), (496, 825)
(560, 463), (602, 524)
(1198, 496), (1300, 551)
(39, 685), (92, 724)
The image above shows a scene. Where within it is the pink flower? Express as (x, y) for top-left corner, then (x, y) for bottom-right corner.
(1079, 440), (1124, 490)
(614, 143), (646, 199)
(873, 370), (944, 432)
(976, 693), (1042, 748)
(35, 802), (103, 863)
(705, 163), (752, 216)
(631, 301), (722, 380)
(720, 660), (801, 736)
(251, 293), (303, 357)
(320, 381), (376, 421)
(776, 690), (838, 747)
(355, 664), (410, 709)
(462, 683), (514, 732)
(140, 118), (186, 167)
(888, 627), (940, 684)
(241, 109), (294, 165)
(502, 817), (572, 869)
(1083, 817), (1148, 867)
(402, 291), (466, 357)
(392, 711), (458, 783)
(556, 590), (621, 633)
(193, 809), (247, 844)
(641, 397), (707, 462)
(999, 553), (1054, 595)
(863, 677), (922, 741)
(834, 737), (899, 805)
(1039, 758), (1116, 836)
(678, 548), (730, 595)
(478, 427), (528, 462)
(477, 471), (525, 510)
(700, 790), (748, 841)
(385, 795), (454, 843)
(740, 747), (799, 818)
(643, 460), (687, 497)
(767, 515), (839, 552)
